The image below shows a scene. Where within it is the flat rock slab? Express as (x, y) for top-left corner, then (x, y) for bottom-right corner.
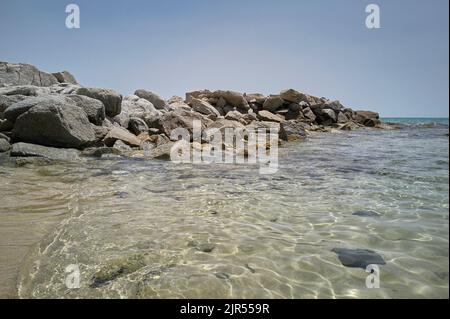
(352, 210), (381, 217)
(10, 142), (80, 162)
(104, 127), (141, 147)
(332, 248), (386, 269)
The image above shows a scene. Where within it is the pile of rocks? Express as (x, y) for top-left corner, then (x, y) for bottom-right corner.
(0, 61), (382, 162)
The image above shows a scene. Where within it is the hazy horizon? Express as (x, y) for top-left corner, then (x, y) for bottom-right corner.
(0, 0), (448, 117)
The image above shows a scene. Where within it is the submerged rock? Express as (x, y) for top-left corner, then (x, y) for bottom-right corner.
(81, 146), (122, 158)
(215, 272), (230, 280)
(113, 140), (133, 153)
(145, 141), (175, 160)
(10, 142), (80, 161)
(197, 243), (216, 253)
(90, 253), (147, 288)
(339, 121), (362, 131)
(332, 248), (386, 269)
(352, 210), (381, 217)
(188, 241), (216, 253)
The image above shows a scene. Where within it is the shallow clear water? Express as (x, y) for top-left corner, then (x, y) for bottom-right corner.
(1, 121), (448, 299)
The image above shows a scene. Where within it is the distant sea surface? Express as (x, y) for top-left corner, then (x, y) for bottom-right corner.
(0, 118), (448, 298)
(382, 117), (449, 125)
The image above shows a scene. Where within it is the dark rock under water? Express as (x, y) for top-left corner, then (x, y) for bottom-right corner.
(352, 210), (381, 217)
(332, 248), (386, 269)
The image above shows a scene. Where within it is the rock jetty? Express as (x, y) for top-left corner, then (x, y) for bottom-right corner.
(0, 61), (383, 162)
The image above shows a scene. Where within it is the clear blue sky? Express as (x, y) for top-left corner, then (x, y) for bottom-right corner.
(0, 0), (448, 117)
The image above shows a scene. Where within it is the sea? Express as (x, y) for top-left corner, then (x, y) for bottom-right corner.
(0, 118), (448, 298)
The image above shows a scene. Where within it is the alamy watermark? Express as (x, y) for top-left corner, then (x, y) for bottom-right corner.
(160, 120), (279, 175)
(65, 264), (80, 289)
(366, 4), (381, 29)
(65, 4), (80, 29)
(365, 264), (380, 289)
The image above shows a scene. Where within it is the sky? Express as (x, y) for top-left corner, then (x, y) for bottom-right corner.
(0, 0), (448, 117)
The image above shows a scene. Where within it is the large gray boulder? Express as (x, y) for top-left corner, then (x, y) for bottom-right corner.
(258, 110), (285, 123)
(49, 83), (81, 94)
(211, 90), (250, 110)
(189, 98), (221, 118)
(302, 107), (317, 122)
(244, 93), (266, 105)
(51, 71), (78, 85)
(114, 94), (162, 128)
(11, 100), (97, 148)
(0, 61), (58, 87)
(75, 87), (122, 117)
(224, 110), (243, 122)
(186, 90), (250, 111)
(317, 108), (337, 125)
(282, 120), (307, 141)
(0, 85), (50, 97)
(0, 94), (29, 118)
(262, 96), (284, 112)
(4, 95), (65, 123)
(156, 109), (213, 140)
(337, 111), (350, 124)
(134, 89), (168, 110)
(66, 95), (105, 125)
(128, 117), (149, 135)
(354, 110), (380, 127)
(280, 89), (310, 104)
(122, 95), (160, 118)
(4, 94), (105, 125)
